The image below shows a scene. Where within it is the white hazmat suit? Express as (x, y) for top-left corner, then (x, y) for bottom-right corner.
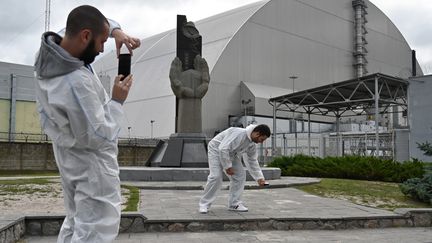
(199, 124), (264, 209)
(34, 30), (123, 242)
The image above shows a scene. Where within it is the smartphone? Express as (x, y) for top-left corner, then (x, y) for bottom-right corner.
(263, 182), (270, 187)
(118, 53), (131, 80)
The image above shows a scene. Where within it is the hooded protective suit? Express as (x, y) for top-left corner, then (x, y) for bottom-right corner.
(199, 124), (264, 208)
(34, 31), (123, 243)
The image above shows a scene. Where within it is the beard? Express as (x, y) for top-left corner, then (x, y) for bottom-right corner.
(79, 38), (98, 65)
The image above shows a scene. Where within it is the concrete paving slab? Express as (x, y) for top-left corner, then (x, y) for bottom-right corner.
(22, 227), (432, 242)
(139, 187), (398, 222)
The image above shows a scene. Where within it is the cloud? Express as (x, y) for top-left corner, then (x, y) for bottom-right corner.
(0, 0), (430, 75)
(370, 0), (432, 74)
(0, 0), (259, 65)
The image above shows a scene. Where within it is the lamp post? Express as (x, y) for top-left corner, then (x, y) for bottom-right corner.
(150, 120), (155, 139)
(241, 99), (251, 115)
(241, 99), (251, 126)
(289, 76), (298, 154)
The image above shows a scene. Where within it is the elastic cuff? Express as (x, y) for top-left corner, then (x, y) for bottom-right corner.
(111, 98), (124, 105)
(223, 164), (232, 170)
(107, 18), (122, 37)
(110, 27), (121, 38)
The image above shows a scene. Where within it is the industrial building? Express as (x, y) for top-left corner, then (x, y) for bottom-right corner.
(93, 0), (421, 136)
(1, 0), (430, 161)
(91, 0), (426, 160)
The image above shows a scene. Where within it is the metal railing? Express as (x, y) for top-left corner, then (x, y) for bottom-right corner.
(0, 132), (159, 147)
(0, 132), (50, 143)
(265, 131), (395, 160)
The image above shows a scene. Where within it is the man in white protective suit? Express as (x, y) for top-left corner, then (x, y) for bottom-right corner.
(34, 5), (140, 242)
(199, 124), (271, 214)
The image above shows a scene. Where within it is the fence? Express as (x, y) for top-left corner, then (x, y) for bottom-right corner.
(324, 132), (393, 159)
(265, 131), (396, 160)
(0, 132), (157, 171)
(0, 132), (49, 143)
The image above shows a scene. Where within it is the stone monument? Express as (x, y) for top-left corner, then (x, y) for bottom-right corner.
(156, 15), (210, 167)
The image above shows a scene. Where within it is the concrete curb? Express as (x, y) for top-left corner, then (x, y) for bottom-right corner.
(2, 209), (430, 239)
(119, 167), (282, 181)
(121, 176), (322, 190)
(0, 216), (25, 243)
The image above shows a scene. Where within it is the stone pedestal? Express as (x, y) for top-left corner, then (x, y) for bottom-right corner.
(177, 98), (202, 133)
(149, 133), (209, 167)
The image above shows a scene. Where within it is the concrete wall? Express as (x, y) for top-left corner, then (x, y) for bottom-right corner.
(0, 61), (40, 137)
(408, 75), (432, 162)
(0, 142), (155, 171)
(15, 101), (41, 134)
(394, 129), (410, 162)
(0, 142), (57, 170)
(0, 99), (9, 133)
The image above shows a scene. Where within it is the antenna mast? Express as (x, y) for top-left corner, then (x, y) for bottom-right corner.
(44, 0), (51, 32)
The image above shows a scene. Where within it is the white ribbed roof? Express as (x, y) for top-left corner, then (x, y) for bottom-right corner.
(242, 81), (291, 99)
(93, 1), (269, 101)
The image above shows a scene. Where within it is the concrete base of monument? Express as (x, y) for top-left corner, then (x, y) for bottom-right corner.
(148, 133), (210, 168)
(119, 167), (281, 181)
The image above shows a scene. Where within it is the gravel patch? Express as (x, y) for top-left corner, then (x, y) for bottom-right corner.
(0, 180), (129, 215)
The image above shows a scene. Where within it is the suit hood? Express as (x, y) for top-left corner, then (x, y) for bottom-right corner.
(34, 32), (83, 79)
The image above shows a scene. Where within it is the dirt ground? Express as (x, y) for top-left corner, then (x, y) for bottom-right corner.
(0, 179), (129, 215)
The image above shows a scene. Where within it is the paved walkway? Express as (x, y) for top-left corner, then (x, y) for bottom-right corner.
(124, 177), (397, 221)
(22, 227), (432, 242)
(3, 176), (432, 242)
(139, 187), (397, 221)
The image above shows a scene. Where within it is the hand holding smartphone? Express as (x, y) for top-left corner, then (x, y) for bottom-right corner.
(118, 46), (131, 80)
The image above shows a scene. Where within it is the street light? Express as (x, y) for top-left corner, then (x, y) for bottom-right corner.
(150, 120), (155, 139)
(289, 76), (298, 154)
(241, 99), (251, 116)
(289, 76), (298, 93)
(241, 99), (251, 126)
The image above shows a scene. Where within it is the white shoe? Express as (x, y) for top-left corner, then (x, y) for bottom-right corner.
(228, 204), (248, 212)
(199, 206), (208, 214)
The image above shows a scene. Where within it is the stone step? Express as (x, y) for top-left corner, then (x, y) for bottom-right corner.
(17, 209), (432, 237)
(120, 167), (281, 181)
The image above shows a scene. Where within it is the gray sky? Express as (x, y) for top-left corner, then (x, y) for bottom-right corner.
(0, 0), (431, 74)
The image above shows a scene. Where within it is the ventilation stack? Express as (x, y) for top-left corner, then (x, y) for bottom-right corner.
(352, 0), (368, 78)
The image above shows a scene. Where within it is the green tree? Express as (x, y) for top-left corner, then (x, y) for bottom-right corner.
(417, 141), (432, 156)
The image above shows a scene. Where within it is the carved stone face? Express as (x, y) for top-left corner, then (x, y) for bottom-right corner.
(182, 22), (200, 39)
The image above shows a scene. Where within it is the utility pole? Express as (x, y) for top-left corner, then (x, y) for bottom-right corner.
(289, 76), (298, 155)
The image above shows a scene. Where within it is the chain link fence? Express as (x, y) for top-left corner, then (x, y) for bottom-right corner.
(266, 132), (395, 160)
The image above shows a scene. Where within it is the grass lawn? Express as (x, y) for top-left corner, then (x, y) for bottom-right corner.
(121, 185), (140, 212)
(0, 178), (55, 194)
(295, 178), (431, 210)
(0, 170), (59, 177)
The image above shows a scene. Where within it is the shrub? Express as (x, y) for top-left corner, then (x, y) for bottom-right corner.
(399, 140), (432, 205)
(399, 163), (432, 204)
(400, 169), (432, 205)
(417, 141), (432, 156)
(267, 155), (425, 183)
